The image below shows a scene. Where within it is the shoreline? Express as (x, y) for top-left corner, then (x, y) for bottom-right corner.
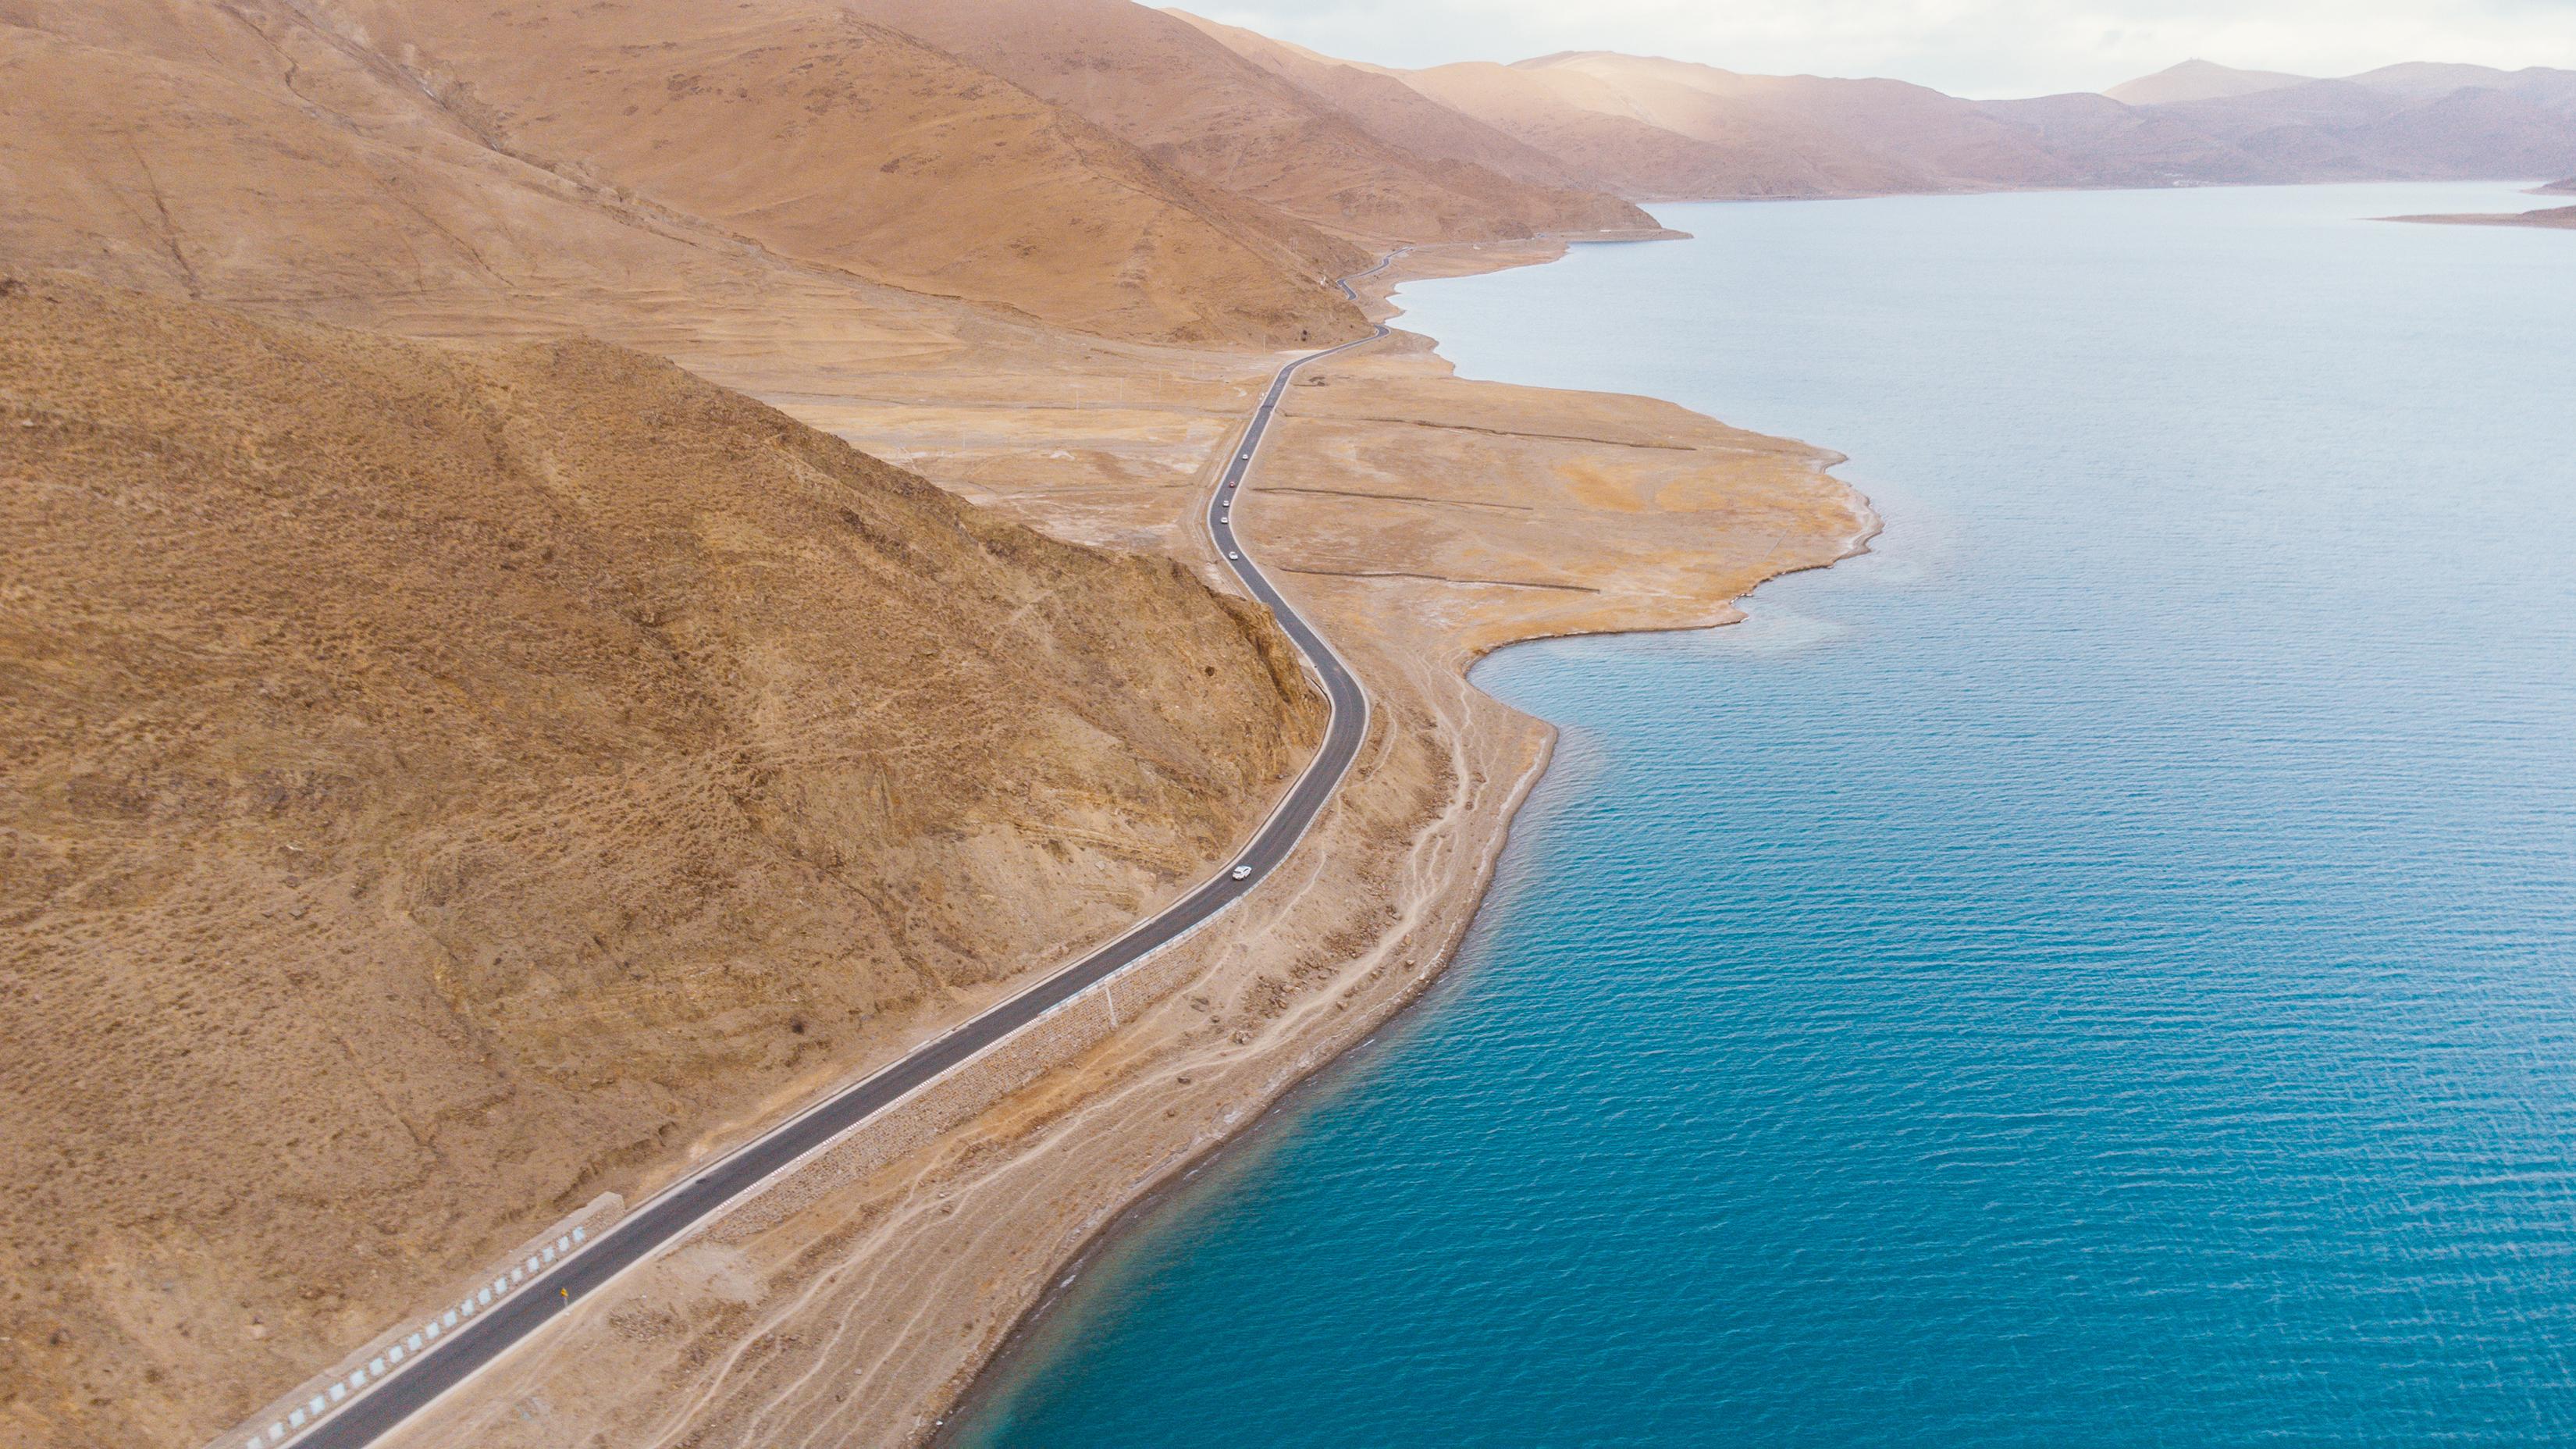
(923, 245), (1884, 1440)
(359, 227), (1877, 1449)
(931, 518), (1885, 1443)
(924, 720), (1562, 1446)
(2382, 205), (2576, 230)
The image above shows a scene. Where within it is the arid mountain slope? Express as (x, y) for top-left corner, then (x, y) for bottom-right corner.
(2106, 59), (2315, 105)
(1404, 51), (2088, 197)
(2105, 59), (2576, 115)
(0, 272), (1322, 1449)
(2347, 62), (2576, 112)
(309, 0), (1365, 345)
(1974, 91), (2285, 186)
(2154, 78), (2576, 180)
(1517, 52), (2082, 190)
(0, 0), (1364, 345)
(1164, 9), (1630, 198)
(0, 11), (708, 315)
(849, 0), (1651, 241)
(1401, 60), (1795, 200)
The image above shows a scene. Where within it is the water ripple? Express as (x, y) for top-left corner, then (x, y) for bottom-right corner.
(949, 183), (2576, 1448)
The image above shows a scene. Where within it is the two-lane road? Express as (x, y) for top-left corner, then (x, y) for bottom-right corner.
(267, 261), (1395, 1449)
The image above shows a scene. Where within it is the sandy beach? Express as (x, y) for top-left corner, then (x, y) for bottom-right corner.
(349, 240), (1871, 1449)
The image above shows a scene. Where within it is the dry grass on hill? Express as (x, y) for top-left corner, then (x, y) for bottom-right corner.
(0, 0), (1365, 347)
(0, 272), (1322, 1448)
(312, 0), (1368, 346)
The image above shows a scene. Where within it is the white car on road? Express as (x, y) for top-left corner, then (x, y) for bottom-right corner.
(1230, 864), (1252, 880)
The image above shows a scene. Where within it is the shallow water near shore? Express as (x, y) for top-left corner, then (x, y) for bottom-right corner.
(944, 182), (2576, 1446)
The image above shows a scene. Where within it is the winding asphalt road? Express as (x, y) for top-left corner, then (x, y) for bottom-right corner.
(266, 259), (1396, 1449)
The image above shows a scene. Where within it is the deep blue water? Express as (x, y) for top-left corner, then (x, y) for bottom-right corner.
(948, 183), (2576, 1446)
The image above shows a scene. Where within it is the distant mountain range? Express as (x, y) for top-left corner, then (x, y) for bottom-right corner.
(5, 5), (2571, 1444)
(2082, 59), (2576, 181)
(2105, 59), (2316, 105)
(12, 0), (2562, 365)
(1172, 22), (2576, 201)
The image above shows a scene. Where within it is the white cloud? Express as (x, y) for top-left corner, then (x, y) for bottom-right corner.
(1187, 0), (2576, 97)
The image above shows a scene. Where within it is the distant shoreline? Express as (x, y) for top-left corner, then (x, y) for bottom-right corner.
(2382, 204), (2576, 230)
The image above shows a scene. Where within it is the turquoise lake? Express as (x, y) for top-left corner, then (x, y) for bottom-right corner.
(945, 183), (2576, 1446)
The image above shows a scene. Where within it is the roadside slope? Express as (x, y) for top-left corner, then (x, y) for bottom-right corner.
(0, 272), (1322, 1449)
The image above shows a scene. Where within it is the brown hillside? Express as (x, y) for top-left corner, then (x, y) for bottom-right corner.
(0, 272), (1322, 1449)
(2154, 78), (2576, 180)
(2342, 86), (2576, 176)
(1398, 53), (2064, 200)
(1517, 52), (2081, 193)
(0, 12), (708, 315)
(0, 0), (1361, 347)
(1496, 53), (1925, 194)
(1977, 92), (2282, 186)
(1402, 61), (1789, 200)
(301, 0), (1365, 346)
(1165, 9), (1642, 202)
(2347, 62), (2576, 112)
(850, 0), (1650, 242)
(2105, 59), (2312, 106)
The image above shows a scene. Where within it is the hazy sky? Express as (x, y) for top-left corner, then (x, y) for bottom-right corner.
(1187, 1), (2576, 98)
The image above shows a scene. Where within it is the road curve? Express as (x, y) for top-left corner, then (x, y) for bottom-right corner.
(265, 260), (1397, 1449)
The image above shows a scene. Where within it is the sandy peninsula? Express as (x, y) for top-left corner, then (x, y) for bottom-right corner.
(2384, 204), (2576, 230)
(352, 240), (1870, 1449)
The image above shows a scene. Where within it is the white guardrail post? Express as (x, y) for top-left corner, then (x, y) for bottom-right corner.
(251, 1228), (584, 1446)
(223, 1194), (624, 1448)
